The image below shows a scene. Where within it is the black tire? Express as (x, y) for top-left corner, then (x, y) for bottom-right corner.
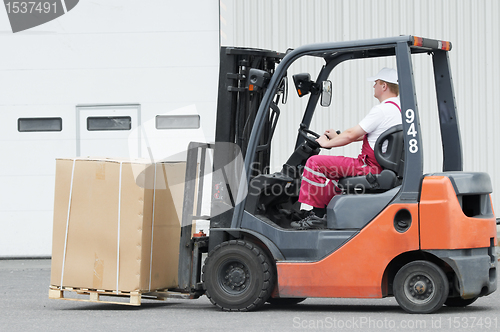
(202, 240), (275, 311)
(445, 296), (478, 307)
(393, 260), (449, 314)
(267, 297), (307, 306)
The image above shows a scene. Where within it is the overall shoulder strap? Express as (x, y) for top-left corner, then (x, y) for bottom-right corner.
(385, 100), (401, 112)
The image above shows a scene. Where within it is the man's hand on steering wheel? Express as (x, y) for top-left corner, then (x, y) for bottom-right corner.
(323, 129), (339, 140)
(299, 126), (340, 150)
(315, 134), (330, 148)
(316, 129), (341, 148)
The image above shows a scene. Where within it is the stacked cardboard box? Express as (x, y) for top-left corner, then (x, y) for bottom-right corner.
(50, 158), (185, 293)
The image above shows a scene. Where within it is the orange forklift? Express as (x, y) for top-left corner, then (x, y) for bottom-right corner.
(175, 36), (497, 314)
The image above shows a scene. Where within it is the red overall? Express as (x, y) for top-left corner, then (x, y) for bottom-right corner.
(298, 101), (401, 208)
(298, 136), (381, 208)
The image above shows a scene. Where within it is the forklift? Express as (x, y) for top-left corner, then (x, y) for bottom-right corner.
(174, 36), (498, 314)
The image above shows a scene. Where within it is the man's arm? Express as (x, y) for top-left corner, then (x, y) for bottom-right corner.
(316, 125), (367, 149)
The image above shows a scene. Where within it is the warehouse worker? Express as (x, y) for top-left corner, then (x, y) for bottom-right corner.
(291, 67), (402, 230)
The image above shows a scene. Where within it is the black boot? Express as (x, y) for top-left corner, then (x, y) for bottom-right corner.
(290, 212), (326, 230)
(312, 207), (326, 218)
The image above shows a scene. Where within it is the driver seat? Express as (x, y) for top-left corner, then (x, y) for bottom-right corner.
(338, 124), (404, 194)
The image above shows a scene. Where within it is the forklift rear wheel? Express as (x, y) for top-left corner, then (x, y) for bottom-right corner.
(202, 240), (274, 311)
(393, 260), (449, 314)
(267, 297), (307, 306)
(444, 296), (478, 307)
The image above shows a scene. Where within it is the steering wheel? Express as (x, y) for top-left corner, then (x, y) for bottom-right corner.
(299, 127), (321, 150)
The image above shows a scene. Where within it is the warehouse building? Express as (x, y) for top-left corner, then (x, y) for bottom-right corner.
(0, 0), (498, 257)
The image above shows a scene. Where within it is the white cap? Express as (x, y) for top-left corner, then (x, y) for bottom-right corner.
(367, 67), (398, 85)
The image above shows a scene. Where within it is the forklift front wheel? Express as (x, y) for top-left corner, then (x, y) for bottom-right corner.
(393, 260), (449, 314)
(202, 240), (275, 311)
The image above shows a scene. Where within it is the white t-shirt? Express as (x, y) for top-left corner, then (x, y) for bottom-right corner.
(358, 97), (402, 150)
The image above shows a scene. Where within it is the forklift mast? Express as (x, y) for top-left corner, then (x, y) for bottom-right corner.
(210, 47), (285, 229)
(177, 47), (284, 292)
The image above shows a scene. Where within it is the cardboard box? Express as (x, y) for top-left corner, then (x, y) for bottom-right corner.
(50, 158), (185, 293)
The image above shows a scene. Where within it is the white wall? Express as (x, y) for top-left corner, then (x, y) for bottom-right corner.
(221, 0), (500, 212)
(0, 0), (220, 257)
(1, 0), (498, 257)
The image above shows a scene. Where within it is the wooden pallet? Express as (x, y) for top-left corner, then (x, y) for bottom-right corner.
(48, 286), (183, 306)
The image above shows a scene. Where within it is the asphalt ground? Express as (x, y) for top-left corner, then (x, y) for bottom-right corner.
(0, 227), (498, 332)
